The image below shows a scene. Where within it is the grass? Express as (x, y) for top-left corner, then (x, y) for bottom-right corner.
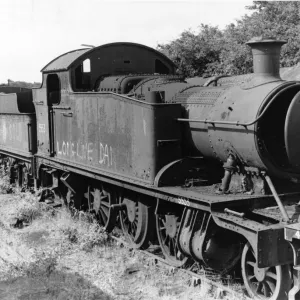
(0, 167), (12, 194)
(0, 170), (247, 300)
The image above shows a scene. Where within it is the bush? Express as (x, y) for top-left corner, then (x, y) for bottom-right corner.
(14, 191), (50, 224)
(52, 209), (110, 252)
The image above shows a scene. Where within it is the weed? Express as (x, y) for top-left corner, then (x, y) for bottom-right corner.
(14, 191), (50, 224)
(25, 247), (59, 277)
(0, 167), (12, 194)
(64, 227), (79, 243)
(0, 181), (247, 300)
(51, 209), (110, 252)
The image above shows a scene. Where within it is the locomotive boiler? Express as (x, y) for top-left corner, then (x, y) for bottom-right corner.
(2, 37), (300, 300)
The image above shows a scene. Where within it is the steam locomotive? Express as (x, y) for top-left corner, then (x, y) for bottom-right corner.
(2, 36), (300, 300)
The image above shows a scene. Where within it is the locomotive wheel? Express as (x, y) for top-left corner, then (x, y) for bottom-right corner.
(156, 213), (188, 267)
(241, 242), (292, 300)
(119, 194), (154, 249)
(84, 184), (117, 232)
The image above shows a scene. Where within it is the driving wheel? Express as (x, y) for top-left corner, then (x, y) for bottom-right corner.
(156, 212), (188, 267)
(84, 183), (117, 232)
(241, 242), (292, 300)
(119, 193), (155, 249)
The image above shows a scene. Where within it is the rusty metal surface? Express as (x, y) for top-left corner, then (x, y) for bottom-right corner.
(25, 38), (300, 285)
(49, 92), (182, 184)
(253, 205), (300, 222)
(246, 37), (286, 77)
(187, 64), (300, 88)
(174, 80), (300, 180)
(212, 73), (254, 86)
(131, 76), (185, 102)
(257, 228), (293, 268)
(212, 211), (294, 267)
(203, 82), (280, 165)
(0, 114), (36, 155)
(42, 42), (175, 75)
(96, 74), (178, 94)
(41, 48), (90, 73)
(0, 90), (34, 113)
(0, 86), (32, 93)
(285, 91), (300, 169)
(172, 85), (227, 104)
(187, 63), (300, 88)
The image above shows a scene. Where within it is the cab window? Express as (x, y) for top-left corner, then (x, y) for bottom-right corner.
(47, 74), (60, 105)
(73, 58), (92, 91)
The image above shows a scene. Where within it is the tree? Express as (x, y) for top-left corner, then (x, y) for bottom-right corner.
(157, 1), (300, 77)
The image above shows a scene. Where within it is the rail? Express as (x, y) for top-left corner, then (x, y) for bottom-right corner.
(110, 235), (249, 299)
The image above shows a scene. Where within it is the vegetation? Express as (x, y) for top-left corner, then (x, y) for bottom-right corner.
(0, 173), (245, 299)
(158, 1), (300, 77)
(0, 79), (41, 88)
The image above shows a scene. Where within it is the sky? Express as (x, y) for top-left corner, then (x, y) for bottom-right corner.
(0, 0), (253, 83)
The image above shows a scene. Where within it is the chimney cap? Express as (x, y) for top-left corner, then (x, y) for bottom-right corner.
(246, 36), (287, 46)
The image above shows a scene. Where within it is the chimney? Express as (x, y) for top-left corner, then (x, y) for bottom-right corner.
(246, 36), (286, 78)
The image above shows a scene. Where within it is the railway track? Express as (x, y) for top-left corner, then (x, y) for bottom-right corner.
(110, 234), (251, 300)
(39, 197), (250, 299)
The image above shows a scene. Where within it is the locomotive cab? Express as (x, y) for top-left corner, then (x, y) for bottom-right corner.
(33, 43), (182, 185)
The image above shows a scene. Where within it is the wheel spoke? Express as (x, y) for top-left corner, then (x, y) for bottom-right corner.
(241, 242), (291, 300)
(247, 275), (255, 281)
(131, 223), (136, 236)
(101, 201), (110, 208)
(255, 282), (262, 294)
(97, 210), (103, 224)
(100, 208), (108, 218)
(99, 209), (106, 224)
(165, 236), (170, 248)
(262, 282), (268, 297)
(120, 197), (153, 250)
(156, 211), (188, 267)
(170, 238), (175, 255)
(128, 222), (132, 235)
(265, 279), (275, 294)
(163, 235), (168, 245)
(132, 221), (137, 234)
(101, 206), (109, 214)
(246, 261), (256, 268)
(266, 271), (277, 281)
(173, 238), (178, 253)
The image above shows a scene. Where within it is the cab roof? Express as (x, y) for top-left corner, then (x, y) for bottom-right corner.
(41, 42), (176, 73)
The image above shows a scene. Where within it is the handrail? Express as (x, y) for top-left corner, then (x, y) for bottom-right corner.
(264, 174), (290, 223)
